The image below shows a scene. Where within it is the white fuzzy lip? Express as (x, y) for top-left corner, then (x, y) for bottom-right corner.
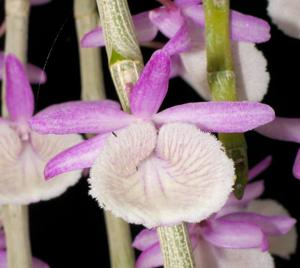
(0, 124), (83, 205)
(89, 122), (234, 228)
(268, 0), (300, 39)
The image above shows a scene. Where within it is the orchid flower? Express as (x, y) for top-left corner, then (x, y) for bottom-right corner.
(256, 118), (300, 179)
(30, 32), (275, 227)
(81, 0), (270, 102)
(133, 156), (297, 268)
(267, 0), (300, 39)
(0, 52), (47, 84)
(0, 54), (82, 204)
(0, 222), (49, 268)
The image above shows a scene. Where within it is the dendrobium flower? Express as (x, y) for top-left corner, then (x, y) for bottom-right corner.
(256, 117), (300, 179)
(0, 223), (49, 268)
(0, 55), (82, 204)
(0, 52), (47, 84)
(133, 156), (297, 268)
(81, 0), (270, 102)
(268, 0), (300, 39)
(30, 36), (275, 227)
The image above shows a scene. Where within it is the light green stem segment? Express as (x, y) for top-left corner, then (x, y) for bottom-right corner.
(1, 1), (32, 268)
(74, 0), (105, 101)
(95, 0), (143, 267)
(203, 0), (248, 199)
(157, 223), (195, 268)
(104, 212), (135, 268)
(96, 0), (143, 112)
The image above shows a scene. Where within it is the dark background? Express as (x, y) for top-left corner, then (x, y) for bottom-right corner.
(1, 0), (300, 267)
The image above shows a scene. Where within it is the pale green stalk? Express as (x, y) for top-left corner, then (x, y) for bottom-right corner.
(203, 0), (248, 198)
(74, 0), (105, 101)
(1, 1), (32, 268)
(95, 1), (195, 267)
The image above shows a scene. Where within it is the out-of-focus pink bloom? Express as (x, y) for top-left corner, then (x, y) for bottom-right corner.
(133, 156), (297, 267)
(0, 52), (47, 84)
(268, 0), (300, 39)
(0, 54), (82, 205)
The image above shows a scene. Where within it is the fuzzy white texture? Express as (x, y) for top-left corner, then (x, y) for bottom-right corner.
(247, 199), (297, 259)
(180, 42), (270, 102)
(0, 124), (82, 204)
(268, 0), (300, 39)
(89, 122), (234, 228)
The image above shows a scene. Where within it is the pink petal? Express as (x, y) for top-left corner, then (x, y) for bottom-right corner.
(221, 212), (296, 236)
(133, 229), (158, 251)
(81, 12), (158, 48)
(130, 50), (170, 118)
(5, 54), (34, 123)
(225, 181), (264, 208)
(170, 55), (183, 78)
(162, 23), (192, 56)
(183, 5), (271, 43)
(175, 0), (201, 7)
(30, 0), (51, 6)
(154, 102), (275, 133)
(201, 219), (267, 250)
(249, 156), (272, 181)
(149, 7), (185, 38)
(0, 231), (5, 250)
(45, 133), (109, 179)
(30, 100), (135, 134)
(293, 148), (300, 179)
(25, 63), (47, 84)
(256, 117), (300, 143)
(135, 243), (163, 268)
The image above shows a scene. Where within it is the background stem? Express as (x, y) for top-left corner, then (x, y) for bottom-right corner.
(94, 0), (144, 267)
(157, 223), (195, 268)
(203, 0), (248, 198)
(1, 1), (32, 267)
(74, 0), (106, 101)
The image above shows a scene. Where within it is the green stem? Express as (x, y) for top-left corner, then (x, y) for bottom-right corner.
(95, 0), (144, 267)
(157, 223), (195, 268)
(74, 0), (106, 101)
(203, 0), (248, 198)
(1, 1), (32, 267)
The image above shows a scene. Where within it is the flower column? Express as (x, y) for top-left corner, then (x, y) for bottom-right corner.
(1, 1), (32, 268)
(95, 0), (143, 267)
(203, 0), (249, 198)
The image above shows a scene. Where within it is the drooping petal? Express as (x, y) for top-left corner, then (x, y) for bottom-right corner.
(30, 100), (135, 134)
(293, 148), (300, 179)
(89, 122), (234, 228)
(5, 54), (34, 123)
(81, 12), (158, 48)
(213, 248), (274, 268)
(154, 102), (275, 133)
(247, 199), (297, 259)
(256, 117), (300, 143)
(267, 0), (300, 39)
(149, 7), (185, 38)
(130, 50), (170, 118)
(133, 229), (158, 251)
(183, 5), (271, 43)
(25, 63), (47, 84)
(162, 23), (192, 56)
(135, 243), (163, 268)
(45, 134), (109, 179)
(201, 219), (267, 249)
(0, 123), (83, 204)
(221, 212), (296, 236)
(248, 156), (272, 181)
(30, 0), (51, 6)
(180, 42), (270, 102)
